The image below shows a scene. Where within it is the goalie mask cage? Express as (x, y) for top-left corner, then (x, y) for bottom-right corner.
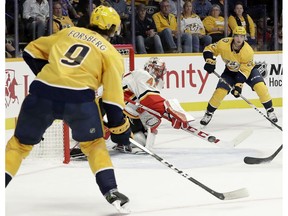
(27, 44), (135, 164)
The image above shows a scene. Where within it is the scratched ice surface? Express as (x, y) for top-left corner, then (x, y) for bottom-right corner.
(5, 108), (284, 216)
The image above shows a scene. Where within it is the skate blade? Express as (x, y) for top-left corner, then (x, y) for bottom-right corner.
(112, 200), (131, 214)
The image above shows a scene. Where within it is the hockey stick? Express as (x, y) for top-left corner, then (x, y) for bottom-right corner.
(212, 71), (282, 131)
(129, 138), (249, 200)
(212, 71), (283, 164)
(243, 144), (283, 164)
(125, 97), (252, 148)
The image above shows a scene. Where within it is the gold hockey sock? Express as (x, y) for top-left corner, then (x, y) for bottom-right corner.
(80, 138), (113, 174)
(208, 88), (228, 109)
(6, 136), (33, 186)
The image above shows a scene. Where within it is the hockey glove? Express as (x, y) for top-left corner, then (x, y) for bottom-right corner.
(204, 58), (216, 74)
(109, 117), (132, 146)
(164, 99), (192, 129)
(231, 83), (243, 98)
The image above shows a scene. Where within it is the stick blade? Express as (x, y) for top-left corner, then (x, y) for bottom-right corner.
(244, 145), (283, 165)
(244, 156), (269, 165)
(222, 188), (249, 200)
(230, 129), (253, 147)
(219, 129), (253, 148)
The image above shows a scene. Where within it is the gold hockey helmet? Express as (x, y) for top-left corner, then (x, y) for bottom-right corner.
(90, 6), (121, 34)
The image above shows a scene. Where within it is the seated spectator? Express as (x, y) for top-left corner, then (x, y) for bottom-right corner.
(168, 0), (177, 16)
(5, 39), (16, 58)
(210, 0), (224, 16)
(22, 0), (49, 41)
(52, 2), (75, 33)
(228, 1), (256, 48)
(256, 17), (272, 51)
(203, 4), (229, 43)
(270, 24), (282, 51)
(180, 0), (212, 53)
(58, 0), (80, 20)
(77, 2), (96, 27)
(192, 0), (212, 20)
(153, 0), (190, 53)
(106, 0), (130, 43)
(135, 4), (164, 54)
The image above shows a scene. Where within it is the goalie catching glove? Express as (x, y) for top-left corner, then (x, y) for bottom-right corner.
(164, 99), (195, 129)
(231, 83), (243, 98)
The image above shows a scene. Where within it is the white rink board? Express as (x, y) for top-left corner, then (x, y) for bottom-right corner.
(5, 53), (283, 119)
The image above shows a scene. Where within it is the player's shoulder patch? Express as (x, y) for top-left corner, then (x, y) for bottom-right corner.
(221, 38), (230, 43)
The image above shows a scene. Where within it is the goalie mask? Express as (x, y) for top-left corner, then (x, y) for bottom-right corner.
(144, 57), (167, 81)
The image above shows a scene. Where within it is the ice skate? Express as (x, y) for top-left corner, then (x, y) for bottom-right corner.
(267, 108), (278, 123)
(200, 111), (213, 127)
(105, 189), (130, 214)
(112, 144), (132, 153)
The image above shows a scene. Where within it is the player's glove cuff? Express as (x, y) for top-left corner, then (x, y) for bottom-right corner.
(231, 83), (243, 98)
(205, 58), (216, 65)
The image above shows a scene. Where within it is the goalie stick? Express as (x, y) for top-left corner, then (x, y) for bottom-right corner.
(243, 144), (283, 165)
(212, 71), (283, 163)
(129, 138), (249, 200)
(125, 97), (252, 148)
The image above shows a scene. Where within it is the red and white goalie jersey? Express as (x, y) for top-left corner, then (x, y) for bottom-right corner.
(123, 67), (166, 120)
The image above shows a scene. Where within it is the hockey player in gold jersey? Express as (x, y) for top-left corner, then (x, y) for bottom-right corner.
(5, 6), (130, 213)
(200, 26), (278, 126)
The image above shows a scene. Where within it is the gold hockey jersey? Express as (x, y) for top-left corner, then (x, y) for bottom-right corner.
(204, 37), (255, 79)
(24, 26), (125, 107)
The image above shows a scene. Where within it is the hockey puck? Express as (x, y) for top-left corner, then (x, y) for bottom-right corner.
(208, 136), (216, 142)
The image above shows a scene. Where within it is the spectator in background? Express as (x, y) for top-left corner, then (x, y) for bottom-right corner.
(135, 4), (164, 54)
(193, 0), (212, 20)
(58, 0), (80, 20)
(153, 0), (191, 53)
(168, 0), (177, 16)
(5, 25), (16, 58)
(22, 0), (49, 40)
(77, 2), (96, 27)
(256, 17), (272, 51)
(180, 0), (212, 53)
(5, 39), (16, 58)
(52, 2), (74, 33)
(210, 0), (224, 16)
(106, 0), (130, 43)
(228, 1), (256, 49)
(203, 4), (229, 43)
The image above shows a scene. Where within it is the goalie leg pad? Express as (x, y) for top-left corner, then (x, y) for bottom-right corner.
(145, 128), (157, 149)
(133, 131), (147, 147)
(139, 111), (161, 133)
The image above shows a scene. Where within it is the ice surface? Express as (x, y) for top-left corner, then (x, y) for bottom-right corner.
(5, 108), (283, 216)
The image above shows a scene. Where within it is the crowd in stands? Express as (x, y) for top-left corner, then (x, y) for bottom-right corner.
(5, 0), (283, 57)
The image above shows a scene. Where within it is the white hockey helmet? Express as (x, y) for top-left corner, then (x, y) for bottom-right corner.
(144, 57), (167, 80)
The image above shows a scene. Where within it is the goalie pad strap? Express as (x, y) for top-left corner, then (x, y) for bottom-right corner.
(109, 117), (130, 134)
